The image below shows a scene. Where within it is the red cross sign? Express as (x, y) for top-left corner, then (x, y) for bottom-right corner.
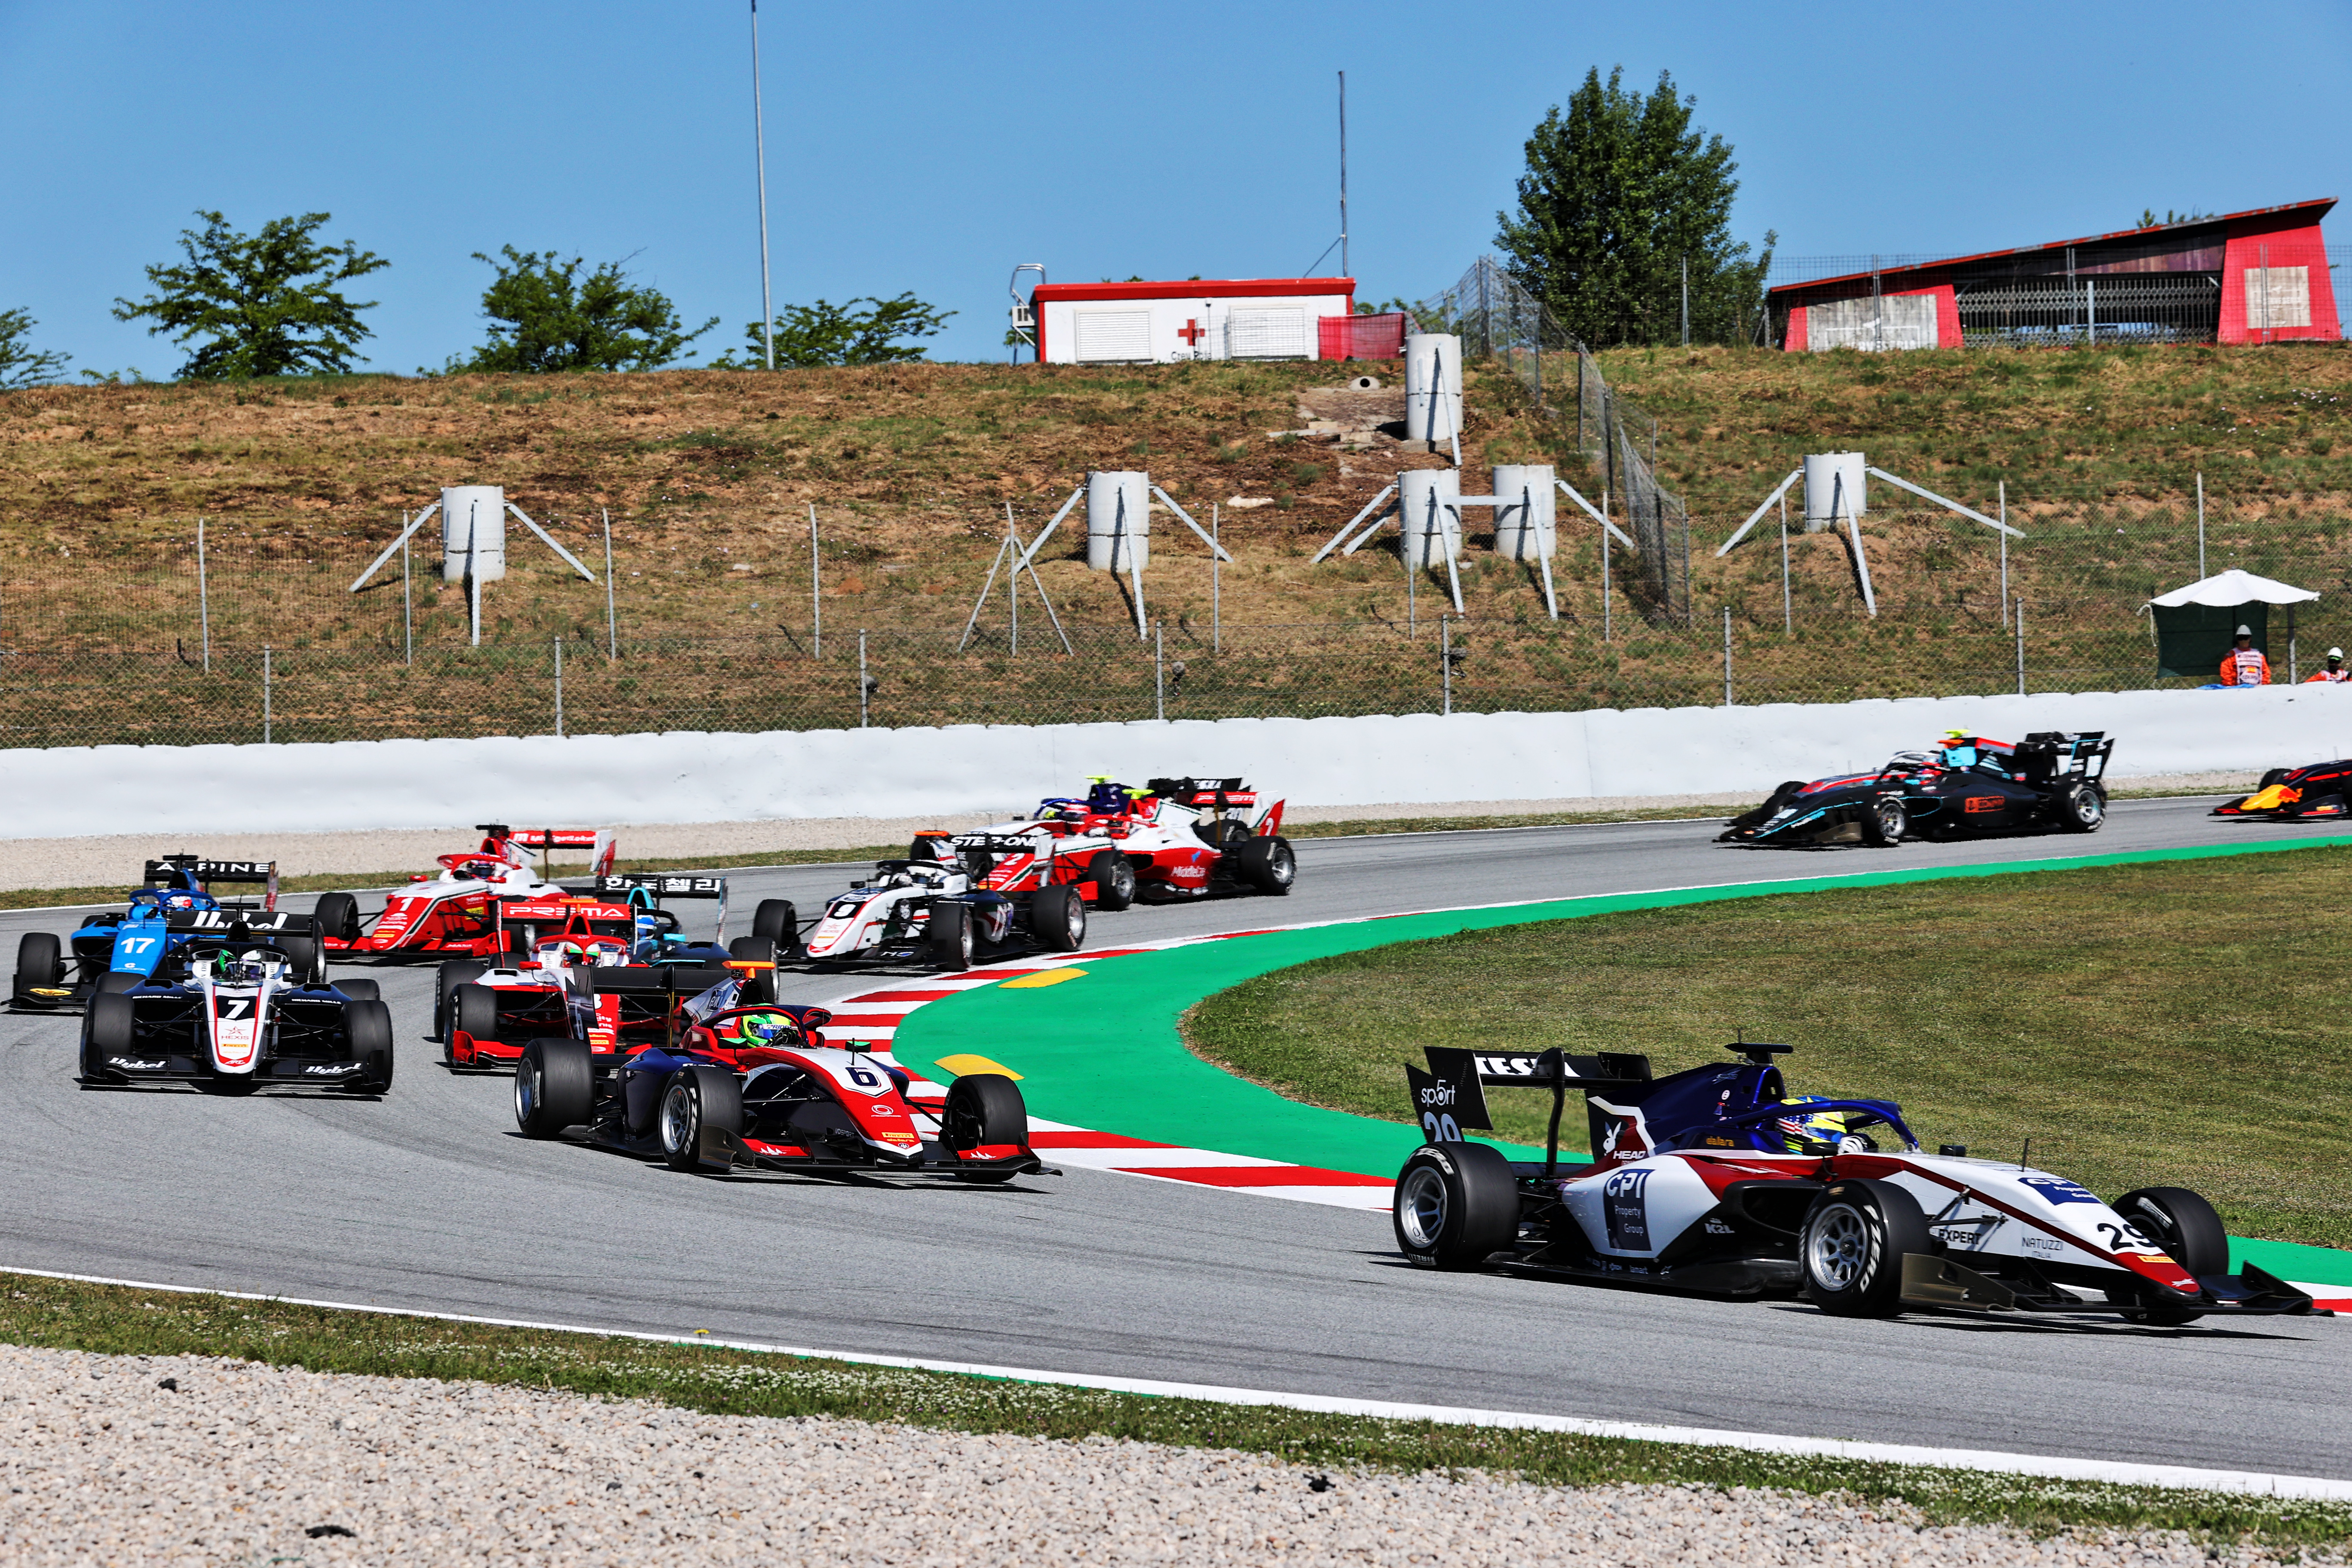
(1176, 318), (1205, 347)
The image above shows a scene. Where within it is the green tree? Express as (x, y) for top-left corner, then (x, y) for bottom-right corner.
(1495, 67), (1772, 347)
(0, 308), (70, 389)
(729, 293), (955, 368)
(112, 211), (388, 379)
(456, 247), (717, 374)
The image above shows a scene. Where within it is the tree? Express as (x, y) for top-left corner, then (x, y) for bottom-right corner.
(1495, 67), (1772, 348)
(0, 308), (70, 389)
(112, 211), (388, 379)
(728, 293), (955, 368)
(456, 247), (717, 374)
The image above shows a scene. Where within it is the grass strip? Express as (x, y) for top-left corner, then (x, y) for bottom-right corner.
(3, 1268), (2345, 1548)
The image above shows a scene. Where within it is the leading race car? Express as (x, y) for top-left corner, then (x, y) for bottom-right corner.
(778, 848), (1087, 973)
(316, 824), (616, 962)
(947, 776), (1296, 909)
(13, 857), (318, 1013)
(1391, 1042), (2318, 1324)
(1719, 732), (2112, 848)
(78, 929), (392, 1095)
(2212, 761), (2352, 821)
(510, 977), (1051, 1184)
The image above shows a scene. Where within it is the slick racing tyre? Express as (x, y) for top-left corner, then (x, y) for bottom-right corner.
(1860, 795), (1907, 847)
(95, 972), (141, 997)
(944, 1072), (1030, 1183)
(13, 932), (63, 1005)
(1392, 1142), (1519, 1271)
(1801, 1178), (1928, 1317)
(334, 977), (381, 1002)
(451, 984), (501, 1064)
(1085, 849), (1136, 911)
(752, 899), (800, 958)
(925, 903), (974, 971)
(80, 992), (135, 1084)
(1194, 818), (1253, 850)
(1229, 835), (1296, 896)
(2055, 781), (2106, 833)
(1031, 885), (1086, 952)
(344, 998), (395, 1093)
(658, 1064), (744, 1174)
(434, 961), (486, 1047)
(513, 1039), (594, 1137)
(727, 937), (778, 1004)
(312, 892), (361, 946)
(2107, 1186), (2227, 1325)
(280, 933), (324, 986)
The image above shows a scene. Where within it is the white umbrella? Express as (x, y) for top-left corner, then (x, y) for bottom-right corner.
(2145, 568), (2319, 609)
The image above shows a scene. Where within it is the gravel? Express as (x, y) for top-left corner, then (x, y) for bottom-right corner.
(0, 1344), (2316, 1566)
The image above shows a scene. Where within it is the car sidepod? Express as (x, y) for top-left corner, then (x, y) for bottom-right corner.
(1545, 1152), (1819, 1293)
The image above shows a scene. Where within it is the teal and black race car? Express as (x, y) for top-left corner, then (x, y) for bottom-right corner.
(1718, 732), (2112, 848)
(13, 856), (320, 1012)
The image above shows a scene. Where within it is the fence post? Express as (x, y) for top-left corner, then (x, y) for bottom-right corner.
(1211, 503), (1221, 654)
(810, 503), (823, 660)
(1998, 482), (2008, 629)
(1779, 490), (1791, 634)
(2196, 472), (2205, 579)
(262, 645), (272, 744)
(197, 518), (210, 674)
(401, 528), (413, 666)
(603, 509), (617, 661)
(1722, 606), (1733, 706)
(858, 628), (868, 727)
(1601, 489), (1613, 643)
(2015, 598), (2026, 695)
(1155, 619), (1165, 720)
(554, 636), (564, 738)
(1440, 614), (1451, 715)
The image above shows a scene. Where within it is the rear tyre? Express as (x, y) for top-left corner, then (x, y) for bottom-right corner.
(513, 1038), (594, 1136)
(1801, 1178), (1929, 1317)
(2056, 781), (2106, 833)
(1030, 885), (1086, 952)
(434, 961), (487, 1047)
(451, 984), (500, 1062)
(925, 903), (973, 972)
(1392, 1141), (1520, 1271)
(279, 933), (323, 986)
(2110, 1185), (2227, 1325)
(1085, 849), (1136, 911)
(727, 936), (778, 1004)
(752, 899), (799, 956)
(658, 1064), (744, 1173)
(335, 977), (380, 1002)
(312, 892), (361, 945)
(13, 932), (62, 1004)
(1229, 835), (1296, 896)
(1860, 795), (1907, 847)
(1193, 818), (1253, 849)
(943, 1072), (1029, 1183)
(344, 998), (395, 1093)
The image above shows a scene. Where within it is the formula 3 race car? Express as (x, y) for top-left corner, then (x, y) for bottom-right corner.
(13, 857), (318, 1013)
(78, 929), (392, 1095)
(510, 978), (1051, 1184)
(316, 824), (616, 962)
(1391, 1041), (2319, 1324)
(1719, 732), (2113, 848)
(776, 849), (1087, 973)
(2212, 761), (2352, 821)
(945, 776), (1295, 910)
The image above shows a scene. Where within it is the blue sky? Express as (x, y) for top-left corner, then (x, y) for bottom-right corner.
(5, 0), (2349, 376)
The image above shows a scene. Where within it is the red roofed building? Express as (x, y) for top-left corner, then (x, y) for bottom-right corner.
(1769, 199), (2339, 351)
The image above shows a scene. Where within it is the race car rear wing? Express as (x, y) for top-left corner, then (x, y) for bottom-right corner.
(2014, 731), (2112, 784)
(1408, 1047), (1653, 1177)
(144, 856), (279, 912)
(1143, 776), (1285, 836)
(488, 826), (619, 879)
(591, 873), (729, 942)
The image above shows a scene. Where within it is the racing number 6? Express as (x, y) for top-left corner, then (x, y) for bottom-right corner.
(847, 1057), (882, 1089)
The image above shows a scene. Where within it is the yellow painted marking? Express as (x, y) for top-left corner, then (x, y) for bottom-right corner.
(934, 1053), (1023, 1081)
(998, 968), (1086, 990)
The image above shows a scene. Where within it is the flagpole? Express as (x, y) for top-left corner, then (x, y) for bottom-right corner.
(750, 0), (775, 370)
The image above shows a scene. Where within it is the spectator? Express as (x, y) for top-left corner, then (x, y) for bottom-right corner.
(2219, 627), (2271, 687)
(2305, 647), (2352, 685)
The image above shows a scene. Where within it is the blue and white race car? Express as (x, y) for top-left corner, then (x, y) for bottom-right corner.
(13, 857), (321, 1012)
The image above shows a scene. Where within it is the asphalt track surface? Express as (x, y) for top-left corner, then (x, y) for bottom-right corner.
(4, 798), (2349, 1478)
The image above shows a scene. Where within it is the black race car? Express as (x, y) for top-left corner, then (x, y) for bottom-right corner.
(2212, 761), (2352, 821)
(1719, 731), (2112, 848)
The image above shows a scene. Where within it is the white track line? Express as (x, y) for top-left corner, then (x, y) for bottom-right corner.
(6, 1263), (2343, 1500)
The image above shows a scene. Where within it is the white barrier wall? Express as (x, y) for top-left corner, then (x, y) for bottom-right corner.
(1, 687), (2341, 840)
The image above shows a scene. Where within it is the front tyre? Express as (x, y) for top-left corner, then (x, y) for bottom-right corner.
(2108, 1185), (2227, 1325)
(1392, 1142), (1519, 1271)
(1860, 795), (1907, 847)
(1085, 849), (1136, 911)
(2056, 781), (2106, 833)
(1801, 1178), (1928, 1317)
(658, 1064), (744, 1173)
(434, 960), (486, 1047)
(312, 892), (361, 945)
(14, 932), (63, 1006)
(513, 1038), (594, 1137)
(925, 903), (974, 972)
(344, 998), (395, 1093)
(752, 899), (800, 957)
(944, 1072), (1029, 1182)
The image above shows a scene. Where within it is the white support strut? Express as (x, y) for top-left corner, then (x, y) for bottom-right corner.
(1867, 467), (2024, 538)
(349, 502), (440, 592)
(1314, 484), (1397, 562)
(506, 503), (598, 582)
(1149, 485), (1234, 562)
(1836, 472), (1877, 618)
(1556, 480), (1638, 550)
(1016, 486), (1087, 573)
(1714, 468), (1803, 557)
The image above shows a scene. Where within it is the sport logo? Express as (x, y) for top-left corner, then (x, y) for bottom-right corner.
(1602, 1167), (1652, 1251)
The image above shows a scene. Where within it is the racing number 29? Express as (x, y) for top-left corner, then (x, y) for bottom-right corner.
(1421, 1111), (1461, 1143)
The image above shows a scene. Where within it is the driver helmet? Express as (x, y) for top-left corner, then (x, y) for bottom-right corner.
(1773, 1096), (1853, 1155)
(213, 947), (268, 984)
(164, 891), (199, 910)
(729, 1011), (800, 1047)
(1937, 730), (1980, 768)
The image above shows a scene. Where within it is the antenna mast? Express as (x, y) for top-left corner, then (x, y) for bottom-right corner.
(1338, 71), (1349, 279)
(750, 1), (775, 369)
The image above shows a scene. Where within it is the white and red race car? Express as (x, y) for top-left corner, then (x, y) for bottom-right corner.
(316, 825), (616, 962)
(946, 776), (1295, 909)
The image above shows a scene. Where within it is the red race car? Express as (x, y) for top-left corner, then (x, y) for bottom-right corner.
(316, 824), (616, 962)
(942, 775), (1295, 910)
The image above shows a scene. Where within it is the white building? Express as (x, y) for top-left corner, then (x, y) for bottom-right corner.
(1030, 277), (1357, 364)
